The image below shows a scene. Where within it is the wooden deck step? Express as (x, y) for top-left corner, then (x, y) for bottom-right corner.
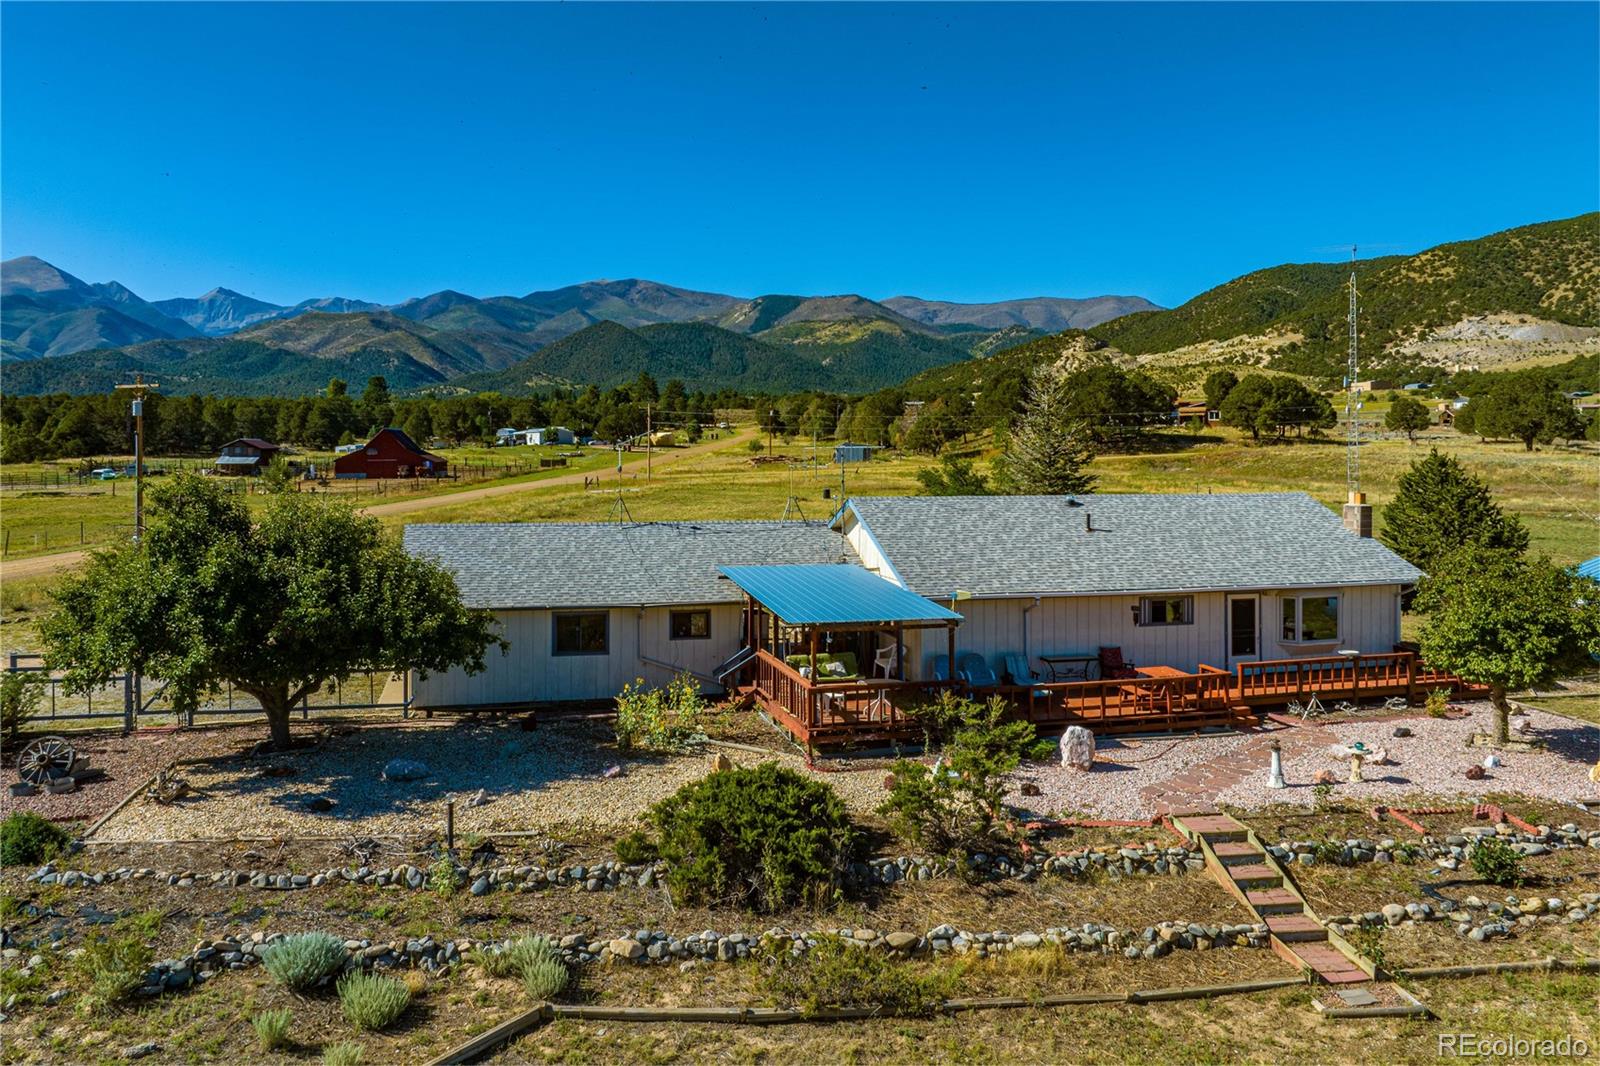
(1283, 942), (1370, 984)
(1227, 863), (1282, 889)
(1245, 888), (1305, 915)
(1212, 840), (1265, 865)
(1266, 914), (1328, 943)
(1174, 813), (1248, 841)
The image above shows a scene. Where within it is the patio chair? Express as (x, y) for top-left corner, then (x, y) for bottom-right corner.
(1098, 646), (1138, 680)
(1002, 652), (1051, 699)
(956, 652), (1000, 688)
(1001, 653), (1037, 686)
(926, 654), (951, 681)
(872, 642), (901, 678)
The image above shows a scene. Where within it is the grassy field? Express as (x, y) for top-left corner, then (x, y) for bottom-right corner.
(388, 425), (1599, 566)
(0, 444), (620, 560)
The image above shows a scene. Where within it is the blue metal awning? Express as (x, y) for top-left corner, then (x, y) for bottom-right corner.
(215, 455), (263, 466)
(718, 563), (962, 626)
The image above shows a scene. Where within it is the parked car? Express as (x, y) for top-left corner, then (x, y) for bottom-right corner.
(91, 467), (119, 480)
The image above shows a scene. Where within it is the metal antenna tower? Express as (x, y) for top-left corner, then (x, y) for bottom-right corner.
(607, 444), (633, 523)
(780, 462), (807, 521)
(1344, 245), (1361, 497)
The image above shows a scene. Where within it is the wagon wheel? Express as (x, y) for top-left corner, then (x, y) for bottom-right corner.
(18, 736), (76, 784)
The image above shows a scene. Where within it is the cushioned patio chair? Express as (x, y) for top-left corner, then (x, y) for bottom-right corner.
(1098, 646), (1138, 680)
(956, 652), (1000, 688)
(1002, 652), (1050, 698)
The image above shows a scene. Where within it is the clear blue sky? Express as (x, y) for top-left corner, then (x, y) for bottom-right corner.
(3, 2), (1596, 309)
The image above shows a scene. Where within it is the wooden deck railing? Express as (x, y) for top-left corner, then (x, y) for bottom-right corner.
(749, 650), (951, 735)
(742, 646), (1476, 748)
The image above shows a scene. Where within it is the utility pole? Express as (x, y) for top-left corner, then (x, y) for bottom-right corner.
(645, 402), (652, 481)
(114, 374), (160, 542)
(768, 409), (777, 458)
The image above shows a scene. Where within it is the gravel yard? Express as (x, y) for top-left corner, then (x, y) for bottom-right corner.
(1007, 700), (1599, 822)
(88, 717), (897, 841)
(0, 727), (246, 826)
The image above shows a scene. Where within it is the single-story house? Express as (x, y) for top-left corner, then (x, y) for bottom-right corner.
(403, 520), (855, 708)
(403, 492), (1430, 727)
(527, 426), (576, 446)
(833, 443), (881, 464)
(214, 438), (284, 476)
(334, 428), (448, 479)
(834, 493), (1420, 680)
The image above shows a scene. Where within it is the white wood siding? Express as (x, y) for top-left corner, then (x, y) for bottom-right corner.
(898, 585), (1405, 681)
(410, 603), (746, 708)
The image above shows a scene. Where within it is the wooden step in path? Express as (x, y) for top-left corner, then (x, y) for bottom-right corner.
(1170, 811), (1375, 987)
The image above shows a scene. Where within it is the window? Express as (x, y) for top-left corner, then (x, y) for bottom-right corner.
(1139, 596), (1193, 626)
(553, 612), (608, 656)
(1281, 595), (1339, 643)
(670, 609), (711, 641)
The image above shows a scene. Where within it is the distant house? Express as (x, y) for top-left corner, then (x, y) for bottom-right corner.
(214, 438), (283, 476)
(494, 427), (520, 445)
(1175, 400), (1212, 423)
(524, 426), (576, 446)
(334, 428), (448, 479)
(833, 443), (880, 464)
(1402, 382), (1432, 391)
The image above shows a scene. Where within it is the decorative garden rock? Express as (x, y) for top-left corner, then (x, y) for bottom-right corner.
(1060, 726), (1095, 771)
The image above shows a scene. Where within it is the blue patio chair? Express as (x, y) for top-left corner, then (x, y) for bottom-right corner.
(1002, 653), (1050, 698)
(956, 652), (999, 688)
(926, 655), (951, 681)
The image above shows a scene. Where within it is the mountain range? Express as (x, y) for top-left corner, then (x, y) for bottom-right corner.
(0, 261), (1149, 394)
(3, 212), (1594, 397)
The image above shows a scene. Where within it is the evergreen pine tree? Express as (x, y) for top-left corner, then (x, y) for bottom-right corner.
(997, 363), (1096, 495)
(1379, 448), (1529, 570)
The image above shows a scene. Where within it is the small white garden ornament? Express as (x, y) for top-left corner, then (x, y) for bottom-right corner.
(1267, 738), (1286, 789)
(1060, 726), (1095, 771)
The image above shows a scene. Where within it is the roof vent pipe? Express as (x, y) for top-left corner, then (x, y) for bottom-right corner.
(1085, 511), (1092, 533)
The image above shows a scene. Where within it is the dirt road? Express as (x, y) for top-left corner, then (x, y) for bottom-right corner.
(0, 429), (755, 581)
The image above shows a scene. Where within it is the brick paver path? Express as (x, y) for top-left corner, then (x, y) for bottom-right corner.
(1140, 722), (1325, 814)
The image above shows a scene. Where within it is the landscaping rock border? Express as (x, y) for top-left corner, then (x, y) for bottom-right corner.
(1266, 822), (1597, 870)
(0, 918), (1273, 1006)
(1323, 892), (1597, 942)
(22, 843), (1206, 897)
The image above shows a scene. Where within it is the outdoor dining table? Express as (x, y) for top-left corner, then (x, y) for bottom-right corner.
(1039, 653), (1098, 682)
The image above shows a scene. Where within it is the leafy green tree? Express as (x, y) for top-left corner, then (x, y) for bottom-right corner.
(901, 406), (956, 455)
(1219, 374), (1335, 440)
(1058, 364), (1175, 446)
(41, 475), (504, 749)
(1415, 548), (1600, 743)
(1469, 370), (1585, 450)
(326, 377), (348, 399)
(1203, 368), (1239, 410)
(259, 455), (297, 494)
(1379, 449), (1528, 570)
(997, 363), (1096, 494)
(915, 455), (991, 496)
(1384, 395), (1432, 442)
(1451, 402), (1478, 438)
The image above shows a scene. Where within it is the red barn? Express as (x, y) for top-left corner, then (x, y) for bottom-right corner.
(333, 428), (449, 479)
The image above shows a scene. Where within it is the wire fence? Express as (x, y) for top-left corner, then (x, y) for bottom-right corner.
(4, 653), (411, 730)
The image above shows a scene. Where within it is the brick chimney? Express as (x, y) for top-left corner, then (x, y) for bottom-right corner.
(1342, 490), (1373, 537)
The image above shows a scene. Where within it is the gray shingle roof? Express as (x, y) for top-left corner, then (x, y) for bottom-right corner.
(403, 521), (857, 609)
(843, 493), (1421, 599)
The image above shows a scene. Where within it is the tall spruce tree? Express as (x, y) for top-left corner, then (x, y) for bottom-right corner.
(1380, 448), (1529, 570)
(997, 363), (1096, 495)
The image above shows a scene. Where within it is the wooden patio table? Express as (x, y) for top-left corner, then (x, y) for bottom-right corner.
(1135, 666), (1188, 679)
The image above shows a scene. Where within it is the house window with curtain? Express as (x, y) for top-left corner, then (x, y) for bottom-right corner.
(1281, 595), (1339, 642)
(1138, 596), (1193, 626)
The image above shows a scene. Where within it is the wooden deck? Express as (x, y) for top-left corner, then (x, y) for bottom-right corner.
(740, 648), (1480, 752)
